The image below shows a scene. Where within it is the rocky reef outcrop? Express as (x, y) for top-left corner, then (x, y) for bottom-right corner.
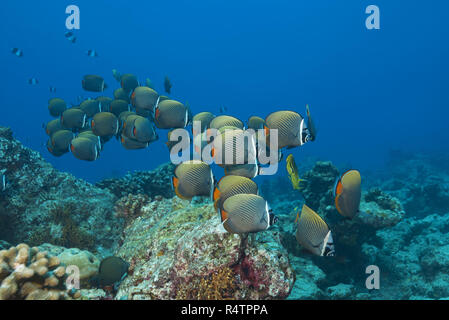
(114, 197), (294, 300)
(361, 213), (449, 299)
(96, 162), (175, 199)
(378, 152), (449, 217)
(0, 127), (123, 255)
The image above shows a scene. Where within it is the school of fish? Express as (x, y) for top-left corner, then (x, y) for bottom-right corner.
(38, 65), (364, 258)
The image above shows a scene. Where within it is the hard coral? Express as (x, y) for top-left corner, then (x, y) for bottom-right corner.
(0, 243), (80, 300)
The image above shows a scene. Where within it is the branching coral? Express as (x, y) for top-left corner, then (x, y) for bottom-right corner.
(0, 243), (81, 300)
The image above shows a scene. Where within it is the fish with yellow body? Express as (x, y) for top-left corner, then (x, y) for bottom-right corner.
(286, 154), (306, 190)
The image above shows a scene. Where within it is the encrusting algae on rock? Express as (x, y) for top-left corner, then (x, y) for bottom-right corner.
(176, 266), (237, 300)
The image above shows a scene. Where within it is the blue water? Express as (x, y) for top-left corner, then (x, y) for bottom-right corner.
(1, 0), (448, 182)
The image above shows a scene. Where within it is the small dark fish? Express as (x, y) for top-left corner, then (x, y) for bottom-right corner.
(120, 74), (139, 93)
(86, 49), (98, 57)
(28, 78), (38, 85)
(64, 31), (77, 43)
(82, 75), (105, 92)
(11, 48), (23, 57)
(164, 76), (172, 94)
(120, 134), (149, 150)
(219, 106), (228, 114)
(96, 256), (129, 287)
(49, 86), (56, 93)
(48, 98), (67, 117)
(70, 137), (100, 161)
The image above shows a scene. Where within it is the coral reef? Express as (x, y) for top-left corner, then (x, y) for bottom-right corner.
(0, 243), (80, 300)
(298, 161), (340, 218)
(57, 248), (100, 283)
(114, 197), (294, 300)
(286, 255), (326, 299)
(28, 202), (96, 251)
(261, 160), (410, 299)
(96, 162), (175, 199)
(2, 127), (448, 300)
(0, 126), (123, 255)
(379, 153), (449, 217)
(114, 194), (150, 224)
(360, 213), (449, 299)
(37, 244), (100, 282)
(325, 283), (355, 299)
(357, 188), (405, 229)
